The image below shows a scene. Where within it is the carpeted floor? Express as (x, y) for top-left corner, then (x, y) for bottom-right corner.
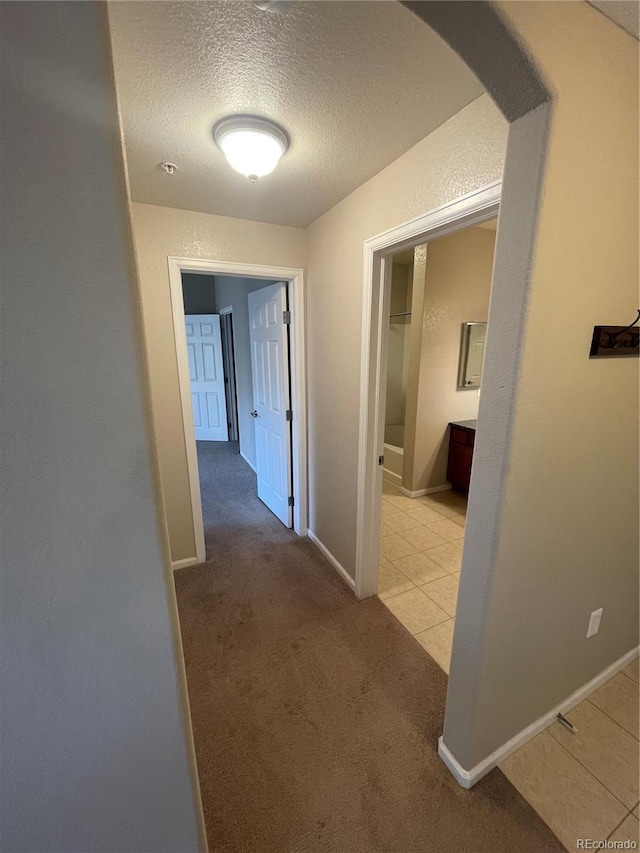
(174, 442), (563, 852)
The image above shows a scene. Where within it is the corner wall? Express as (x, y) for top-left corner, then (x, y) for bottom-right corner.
(131, 202), (305, 563)
(443, 0), (639, 771)
(0, 4), (201, 849)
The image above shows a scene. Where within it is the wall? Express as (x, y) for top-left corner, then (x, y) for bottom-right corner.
(409, 226), (495, 491)
(213, 276), (275, 468)
(305, 94), (508, 572)
(385, 261), (413, 439)
(443, 0), (639, 771)
(182, 273), (217, 314)
(0, 3), (201, 850)
(131, 202), (304, 563)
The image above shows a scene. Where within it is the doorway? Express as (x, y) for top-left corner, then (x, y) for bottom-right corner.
(376, 214), (498, 670)
(219, 308), (239, 443)
(168, 258), (307, 566)
(355, 181), (501, 599)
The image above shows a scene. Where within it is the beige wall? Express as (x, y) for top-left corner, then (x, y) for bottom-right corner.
(409, 227), (495, 491)
(305, 94), (508, 570)
(444, 1), (639, 769)
(1, 3), (202, 848)
(131, 203), (305, 563)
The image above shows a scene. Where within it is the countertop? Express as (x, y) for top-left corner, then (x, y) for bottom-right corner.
(449, 419), (477, 431)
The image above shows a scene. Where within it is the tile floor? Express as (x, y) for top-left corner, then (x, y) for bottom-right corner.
(378, 480), (465, 672)
(377, 479), (640, 853)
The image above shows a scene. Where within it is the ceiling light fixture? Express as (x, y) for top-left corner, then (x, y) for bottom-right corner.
(213, 115), (289, 183)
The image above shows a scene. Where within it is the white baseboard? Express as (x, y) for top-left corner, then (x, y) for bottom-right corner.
(172, 556), (200, 571)
(308, 530), (356, 591)
(240, 451), (257, 473)
(400, 484), (451, 498)
(439, 644), (640, 789)
(383, 468), (402, 485)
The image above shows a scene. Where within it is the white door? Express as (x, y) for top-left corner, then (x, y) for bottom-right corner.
(248, 283), (292, 527)
(186, 314), (229, 441)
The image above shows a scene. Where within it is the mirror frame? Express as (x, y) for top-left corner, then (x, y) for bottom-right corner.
(458, 321), (487, 390)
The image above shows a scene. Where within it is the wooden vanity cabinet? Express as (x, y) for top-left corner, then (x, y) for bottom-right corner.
(447, 422), (476, 494)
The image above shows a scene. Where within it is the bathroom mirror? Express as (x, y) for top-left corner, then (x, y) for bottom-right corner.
(458, 322), (487, 389)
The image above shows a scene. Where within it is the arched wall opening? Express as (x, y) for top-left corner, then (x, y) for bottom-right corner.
(393, 0), (638, 780)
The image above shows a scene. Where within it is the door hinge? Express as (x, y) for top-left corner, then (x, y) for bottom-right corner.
(283, 310), (291, 324)
(285, 409), (293, 421)
(288, 496), (294, 507)
(378, 455), (385, 466)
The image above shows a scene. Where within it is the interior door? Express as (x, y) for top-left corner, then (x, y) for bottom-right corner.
(465, 324), (487, 387)
(248, 283), (292, 527)
(186, 314), (229, 441)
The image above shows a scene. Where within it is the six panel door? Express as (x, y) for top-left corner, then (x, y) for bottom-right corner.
(185, 314), (229, 442)
(248, 283), (292, 527)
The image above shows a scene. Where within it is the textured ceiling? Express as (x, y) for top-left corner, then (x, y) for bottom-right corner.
(108, 1), (484, 228)
(587, 1), (639, 39)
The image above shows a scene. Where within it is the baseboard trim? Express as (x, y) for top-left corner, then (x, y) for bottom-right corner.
(400, 484), (451, 498)
(308, 530), (356, 591)
(172, 556), (200, 572)
(240, 451), (257, 473)
(439, 644), (640, 789)
(383, 468), (402, 485)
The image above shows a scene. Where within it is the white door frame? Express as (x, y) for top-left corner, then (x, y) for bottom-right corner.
(168, 257), (307, 564)
(355, 181), (501, 599)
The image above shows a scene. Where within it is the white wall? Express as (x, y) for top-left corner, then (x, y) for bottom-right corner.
(409, 226), (495, 491)
(213, 276), (275, 468)
(305, 94), (508, 573)
(131, 202), (305, 562)
(0, 4), (202, 849)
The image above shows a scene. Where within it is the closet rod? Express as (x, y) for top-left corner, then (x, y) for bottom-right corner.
(389, 311), (412, 318)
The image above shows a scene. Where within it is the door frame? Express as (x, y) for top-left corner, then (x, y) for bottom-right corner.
(219, 306), (239, 443)
(168, 257), (307, 564)
(355, 180), (501, 599)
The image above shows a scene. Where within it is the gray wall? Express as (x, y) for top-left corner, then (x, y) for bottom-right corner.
(0, 3), (201, 850)
(182, 273), (217, 315)
(213, 276), (276, 468)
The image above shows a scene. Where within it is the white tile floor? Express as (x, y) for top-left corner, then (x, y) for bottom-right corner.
(378, 480), (464, 673)
(378, 479), (640, 852)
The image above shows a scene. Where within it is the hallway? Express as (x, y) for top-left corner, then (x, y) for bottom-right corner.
(173, 444), (562, 852)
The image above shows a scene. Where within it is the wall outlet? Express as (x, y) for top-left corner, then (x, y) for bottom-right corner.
(587, 608), (603, 638)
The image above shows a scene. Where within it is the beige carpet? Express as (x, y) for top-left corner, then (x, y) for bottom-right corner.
(174, 442), (563, 852)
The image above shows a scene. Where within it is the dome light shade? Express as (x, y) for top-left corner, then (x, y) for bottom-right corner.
(213, 116), (289, 182)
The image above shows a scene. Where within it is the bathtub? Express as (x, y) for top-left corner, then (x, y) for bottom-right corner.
(383, 424), (404, 485)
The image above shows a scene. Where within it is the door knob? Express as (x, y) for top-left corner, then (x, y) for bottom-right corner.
(250, 410), (259, 418)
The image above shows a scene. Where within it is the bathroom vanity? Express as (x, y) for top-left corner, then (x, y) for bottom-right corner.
(447, 420), (476, 494)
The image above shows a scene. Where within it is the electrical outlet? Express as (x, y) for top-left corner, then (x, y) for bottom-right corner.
(587, 608), (603, 638)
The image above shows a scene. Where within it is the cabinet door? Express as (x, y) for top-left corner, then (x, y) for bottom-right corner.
(447, 436), (473, 494)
